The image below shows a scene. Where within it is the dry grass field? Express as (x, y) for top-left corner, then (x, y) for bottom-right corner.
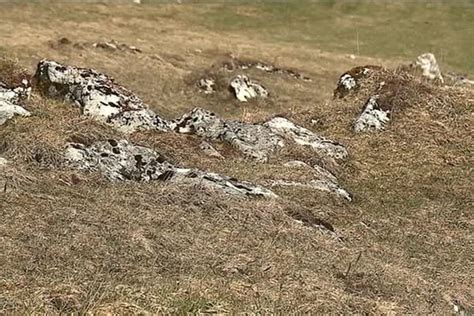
(0, 1), (473, 314)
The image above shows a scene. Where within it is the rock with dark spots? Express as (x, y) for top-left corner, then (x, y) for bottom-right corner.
(65, 139), (276, 197)
(34, 60), (169, 132)
(264, 117), (348, 160)
(334, 65), (382, 98)
(229, 75), (268, 102)
(171, 107), (283, 162)
(197, 78), (216, 94)
(0, 81), (31, 126)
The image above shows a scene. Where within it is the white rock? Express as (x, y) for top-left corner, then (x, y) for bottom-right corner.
(34, 60), (169, 133)
(65, 139), (277, 198)
(354, 95), (391, 132)
(264, 117), (348, 160)
(229, 75), (268, 102)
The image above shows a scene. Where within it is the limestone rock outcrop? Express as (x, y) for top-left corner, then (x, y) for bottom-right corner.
(65, 139), (277, 197)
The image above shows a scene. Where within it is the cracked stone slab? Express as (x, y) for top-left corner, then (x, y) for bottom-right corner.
(0, 81), (31, 126)
(34, 59), (169, 133)
(229, 75), (268, 102)
(65, 139), (276, 198)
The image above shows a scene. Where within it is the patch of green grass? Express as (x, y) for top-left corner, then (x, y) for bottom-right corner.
(195, 1), (474, 74)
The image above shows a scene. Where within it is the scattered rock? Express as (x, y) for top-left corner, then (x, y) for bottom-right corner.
(354, 95), (390, 132)
(65, 139), (277, 197)
(34, 59), (170, 133)
(171, 107), (283, 162)
(229, 75), (268, 102)
(197, 78), (216, 94)
(199, 141), (224, 159)
(264, 117), (348, 160)
(413, 53), (444, 83)
(0, 81), (31, 126)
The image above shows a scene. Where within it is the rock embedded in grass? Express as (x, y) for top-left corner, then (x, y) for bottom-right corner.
(34, 59), (170, 133)
(65, 139), (277, 197)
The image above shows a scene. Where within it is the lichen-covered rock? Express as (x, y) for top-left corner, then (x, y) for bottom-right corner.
(229, 75), (268, 102)
(65, 139), (277, 197)
(264, 117), (348, 160)
(34, 59), (169, 133)
(0, 81), (31, 126)
(172, 107), (283, 162)
(197, 78), (216, 94)
(414, 53), (444, 83)
(354, 95), (390, 132)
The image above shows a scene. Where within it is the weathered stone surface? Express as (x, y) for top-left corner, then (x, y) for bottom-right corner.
(34, 60), (169, 133)
(354, 95), (390, 132)
(0, 81), (31, 126)
(264, 117), (348, 160)
(171, 107), (283, 162)
(65, 139), (277, 197)
(414, 53), (444, 83)
(229, 75), (268, 102)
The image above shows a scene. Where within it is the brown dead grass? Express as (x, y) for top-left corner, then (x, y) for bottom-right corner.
(1, 3), (473, 314)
